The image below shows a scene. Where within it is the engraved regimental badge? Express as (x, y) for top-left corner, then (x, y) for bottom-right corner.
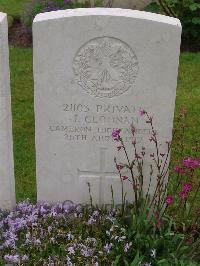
(73, 37), (139, 98)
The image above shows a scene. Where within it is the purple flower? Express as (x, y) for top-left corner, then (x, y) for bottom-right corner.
(4, 254), (20, 263)
(112, 129), (121, 141)
(4, 230), (18, 248)
(87, 216), (96, 225)
(48, 226), (52, 233)
(124, 242), (132, 252)
(68, 246), (75, 255)
(81, 247), (93, 257)
(104, 243), (113, 253)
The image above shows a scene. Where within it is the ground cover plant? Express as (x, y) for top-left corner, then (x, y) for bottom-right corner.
(0, 111), (199, 265)
(0, 200), (199, 265)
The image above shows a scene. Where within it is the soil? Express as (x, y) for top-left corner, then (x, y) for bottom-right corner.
(8, 17), (32, 48)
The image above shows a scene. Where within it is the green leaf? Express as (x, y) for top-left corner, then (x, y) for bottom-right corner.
(189, 3), (200, 11)
(130, 251), (143, 266)
(124, 260), (130, 266)
(157, 259), (168, 265)
(112, 255), (121, 265)
(192, 17), (200, 24)
(144, 2), (161, 13)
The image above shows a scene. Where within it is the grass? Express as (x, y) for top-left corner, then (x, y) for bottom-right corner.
(0, 0), (29, 17)
(10, 48), (36, 202)
(173, 53), (200, 162)
(9, 48), (200, 202)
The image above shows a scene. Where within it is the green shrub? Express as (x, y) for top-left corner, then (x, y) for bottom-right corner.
(145, 0), (200, 51)
(22, 0), (102, 34)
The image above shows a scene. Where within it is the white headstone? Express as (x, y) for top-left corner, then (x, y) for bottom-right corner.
(0, 12), (15, 210)
(33, 8), (181, 205)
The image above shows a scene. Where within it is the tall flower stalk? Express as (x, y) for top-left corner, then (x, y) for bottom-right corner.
(112, 109), (200, 226)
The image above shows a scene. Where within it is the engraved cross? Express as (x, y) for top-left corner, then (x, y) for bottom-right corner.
(78, 147), (119, 205)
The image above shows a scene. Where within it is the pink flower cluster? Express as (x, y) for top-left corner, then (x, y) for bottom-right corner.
(166, 183), (192, 205)
(173, 166), (185, 175)
(183, 157), (200, 169)
(174, 158), (199, 175)
(179, 183), (191, 200)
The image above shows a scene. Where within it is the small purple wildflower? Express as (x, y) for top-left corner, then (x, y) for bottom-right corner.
(124, 242), (132, 252)
(81, 247), (93, 257)
(67, 246), (75, 255)
(4, 254), (20, 263)
(104, 243), (113, 254)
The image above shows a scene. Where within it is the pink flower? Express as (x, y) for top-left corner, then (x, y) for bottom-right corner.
(166, 196), (173, 205)
(183, 183), (191, 192)
(179, 190), (188, 200)
(116, 165), (124, 171)
(112, 129), (121, 141)
(183, 157), (200, 169)
(174, 166), (185, 175)
(122, 176), (128, 180)
(139, 108), (146, 116)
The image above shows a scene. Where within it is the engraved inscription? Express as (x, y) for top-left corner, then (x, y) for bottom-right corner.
(73, 37), (139, 98)
(48, 103), (151, 143)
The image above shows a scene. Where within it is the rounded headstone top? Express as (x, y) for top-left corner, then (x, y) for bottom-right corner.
(33, 8), (181, 28)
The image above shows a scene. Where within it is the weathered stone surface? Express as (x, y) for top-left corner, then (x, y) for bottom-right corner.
(0, 12), (15, 210)
(33, 8), (181, 205)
